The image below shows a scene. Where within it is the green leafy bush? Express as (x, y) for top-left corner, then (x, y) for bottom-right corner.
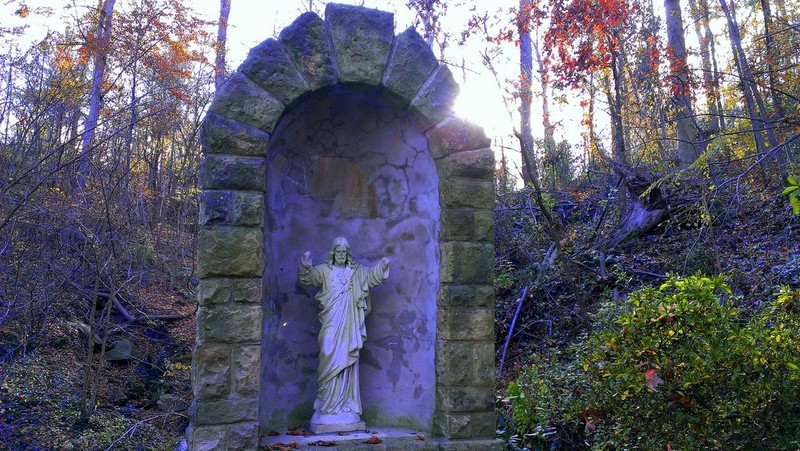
(783, 174), (800, 215)
(505, 275), (800, 449)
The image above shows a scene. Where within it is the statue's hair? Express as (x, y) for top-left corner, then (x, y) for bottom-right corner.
(327, 236), (355, 266)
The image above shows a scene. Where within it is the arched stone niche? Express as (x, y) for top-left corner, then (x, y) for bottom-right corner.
(191, 4), (499, 450)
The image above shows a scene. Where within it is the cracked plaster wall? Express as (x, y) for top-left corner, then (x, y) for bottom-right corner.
(261, 86), (438, 430)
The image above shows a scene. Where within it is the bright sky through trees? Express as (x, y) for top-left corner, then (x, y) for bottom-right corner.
(0, 0), (733, 183)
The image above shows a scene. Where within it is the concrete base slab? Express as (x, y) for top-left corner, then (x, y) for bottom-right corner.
(310, 420), (367, 434)
(262, 427), (504, 450)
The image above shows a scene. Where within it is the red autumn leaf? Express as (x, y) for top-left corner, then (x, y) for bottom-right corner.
(15, 4), (29, 18)
(645, 368), (663, 392)
(364, 436), (382, 444)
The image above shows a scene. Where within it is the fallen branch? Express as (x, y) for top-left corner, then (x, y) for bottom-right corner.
(498, 285), (528, 377)
(104, 412), (188, 451)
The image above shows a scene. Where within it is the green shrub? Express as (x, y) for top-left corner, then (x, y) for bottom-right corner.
(502, 353), (589, 450)
(584, 275), (800, 449)
(505, 275), (800, 450)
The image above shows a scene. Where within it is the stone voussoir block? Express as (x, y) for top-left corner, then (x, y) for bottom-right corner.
(438, 148), (495, 180)
(440, 178), (494, 210)
(433, 410), (497, 440)
(209, 72), (285, 133)
(197, 304), (263, 345)
(239, 38), (310, 106)
(427, 117), (491, 160)
(410, 65), (460, 129)
(278, 12), (339, 91)
(197, 227), (264, 278)
(383, 27), (439, 102)
(325, 3), (394, 85)
(437, 307), (494, 341)
(200, 112), (270, 157)
(435, 340), (495, 387)
(440, 241), (493, 284)
(193, 396), (259, 426)
(200, 190), (264, 227)
(200, 154), (266, 192)
(436, 386), (496, 413)
(193, 344), (231, 399)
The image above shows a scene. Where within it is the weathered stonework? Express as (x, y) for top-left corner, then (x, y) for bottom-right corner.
(410, 65), (460, 128)
(193, 3), (497, 450)
(239, 39), (310, 106)
(383, 27), (439, 102)
(196, 228), (264, 278)
(326, 4), (394, 85)
(200, 112), (271, 156)
(278, 13), (339, 91)
(208, 73), (285, 133)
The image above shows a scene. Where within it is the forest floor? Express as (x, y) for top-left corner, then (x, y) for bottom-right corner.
(0, 179), (797, 450)
(495, 183), (800, 382)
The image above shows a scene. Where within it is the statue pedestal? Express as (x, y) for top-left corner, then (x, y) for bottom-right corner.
(309, 411), (367, 434)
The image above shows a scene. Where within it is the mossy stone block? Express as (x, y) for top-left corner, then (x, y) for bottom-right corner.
(440, 242), (493, 284)
(278, 12), (339, 91)
(209, 72), (284, 133)
(239, 38), (309, 106)
(200, 112), (270, 156)
(197, 228), (264, 278)
(440, 178), (494, 209)
(326, 3), (394, 85)
(409, 65), (459, 128)
(383, 27), (438, 101)
(197, 304), (262, 345)
(200, 155), (266, 192)
(193, 345), (231, 399)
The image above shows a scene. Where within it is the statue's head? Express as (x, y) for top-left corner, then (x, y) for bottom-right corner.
(327, 236), (354, 267)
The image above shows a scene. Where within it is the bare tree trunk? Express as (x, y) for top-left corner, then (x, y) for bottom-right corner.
(760, 0), (789, 178)
(123, 7), (144, 216)
(687, 0), (722, 133)
(76, 0), (116, 197)
(665, 0), (702, 168)
(719, 0), (777, 155)
(533, 36), (557, 187)
(608, 53), (627, 165)
(517, 0), (538, 186)
(700, 0), (726, 131)
(214, 0), (232, 91)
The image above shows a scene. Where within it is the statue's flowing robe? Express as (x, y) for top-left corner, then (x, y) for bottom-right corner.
(299, 262), (387, 415)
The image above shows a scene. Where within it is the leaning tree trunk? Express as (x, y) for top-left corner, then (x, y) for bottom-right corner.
(719, 0), (777, 155)
(760, 0), (789, 178)
(214, 0), (232, 91)
(517, 0), (538, 187)
(665, 0), (702, 168)
(76, 0), (116, 197)
(687, 0), (723, 133)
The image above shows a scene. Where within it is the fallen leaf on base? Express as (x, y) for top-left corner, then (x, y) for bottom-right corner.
(265, 442), (299, 451)
(286, 428), (311, 437)
(363, 436), (382, 444)
(310, 440), (337, 447)
(267, 430), (280, 436)
(415, 434), (425, 441)
(337, 431), (350, 436)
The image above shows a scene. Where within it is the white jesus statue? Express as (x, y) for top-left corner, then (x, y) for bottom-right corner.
(298, 236), (390, 433)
